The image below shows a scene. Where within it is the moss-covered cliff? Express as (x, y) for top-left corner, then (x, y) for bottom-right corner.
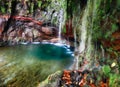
(0, 0), (120, 86)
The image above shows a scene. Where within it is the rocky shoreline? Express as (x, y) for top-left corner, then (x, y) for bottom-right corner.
(0, 16), (62, 46)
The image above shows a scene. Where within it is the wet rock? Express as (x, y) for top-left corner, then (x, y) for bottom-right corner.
(8, 30), (16, 41)
(16, 3), (28, 16)
(33, 29), (39, 38)
(50, 38), (60, 43)
(0, 18), (5, 35)
(25, 30), (33, 37)
(7, 27), (14, 34)
(41, 27), (53, 35)
(17, 29), (23, 37)
(27, 22), (35, 27)
(0, 16), (59, 45)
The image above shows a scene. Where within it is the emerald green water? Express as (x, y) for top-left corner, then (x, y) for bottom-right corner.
(0, 43), (74, 86)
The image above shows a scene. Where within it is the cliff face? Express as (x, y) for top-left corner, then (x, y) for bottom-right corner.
(73, 0), (120, 61)
(0, 0), (120, 87)
(0, 0), (120, 62)
(0, 0), (67, 45)
(0, 16), (59, 45)
(59, 1), (120, 86)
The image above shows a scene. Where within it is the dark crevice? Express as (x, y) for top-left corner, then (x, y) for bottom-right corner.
(3, 0), (17, 33)
(80, 0), (87, 9)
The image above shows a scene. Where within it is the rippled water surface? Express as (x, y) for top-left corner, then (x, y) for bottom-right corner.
(0, 43), (74, 86)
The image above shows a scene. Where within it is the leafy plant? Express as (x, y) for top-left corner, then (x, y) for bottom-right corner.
(30, 3), (34, 13)
(38, 1), (42, 8)
(1, 7), (5, 13)
(112, 23), (118, 31)
(109, 74), (120, 87)
(102, 65), (111, 76)
(102, 64), (120, 87)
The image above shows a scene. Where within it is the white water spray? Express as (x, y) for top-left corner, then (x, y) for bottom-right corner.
(79, 9), (88, 53)
(74, 28), (79, 69)
(74, 5), (89, 70)
(74, 0), (99, 70)
(58, 10), (64, 43)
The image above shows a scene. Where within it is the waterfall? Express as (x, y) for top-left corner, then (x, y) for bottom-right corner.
(101, 45), (105, 58)
(75, 2), (90, 70)
(58, 9), (64, 43)
(73, 19), (80, 70)
(79, 9), (88, 53)
(71, 3), (81, 70)
(74, 0), (99, 70)
(74, 29), (77, 48)
(74, 25), (78, 69)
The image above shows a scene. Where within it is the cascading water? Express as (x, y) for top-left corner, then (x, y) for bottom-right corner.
(78, 10), (88, 53)
(101, 45), (105, 58)
(58, 10), (63, 43)
(74, 0), (99, 70)
(71, 3), (81, 70)
(74, 3), (89, 70)
(85, 0), (97, 63)
(46, 0), (66, 43)
(73, 26), (79, 70)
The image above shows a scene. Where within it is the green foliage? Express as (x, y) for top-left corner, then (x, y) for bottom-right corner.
(92, 0), (119, 42)
(112, 23), (118, 30)
(30, 3), (34, 13)
(67, 0), (80, 19)
(102, 65), (111, 76)
(101, 64), (120, 87)
(0, 0), (12, 14)
(38, 1), (42, 8)
(92, 26), (102, 41)
(62, 27), (66, 33)
(109, 73), (120, 87)
(1, 7), (5, 13)
(104, 23), (118, 39)
(117, 0), (120, 8)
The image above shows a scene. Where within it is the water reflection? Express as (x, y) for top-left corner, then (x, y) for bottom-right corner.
(0, 43), (73, 86)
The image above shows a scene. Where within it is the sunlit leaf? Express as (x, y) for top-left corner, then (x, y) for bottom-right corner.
(38, 1), (42, 8)
(111, 62), (116, 67)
